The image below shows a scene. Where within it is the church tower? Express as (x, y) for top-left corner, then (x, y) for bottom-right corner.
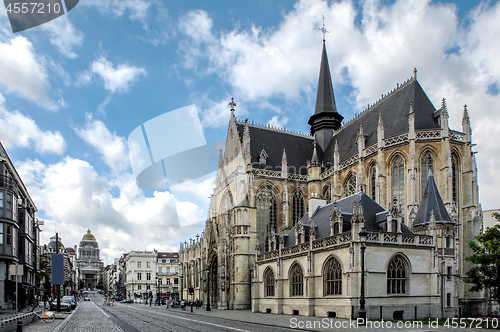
(308, 40), (343, 151)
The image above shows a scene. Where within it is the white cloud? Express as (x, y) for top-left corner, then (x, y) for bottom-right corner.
(90, 57), (147, 93)
(267, 115), (289, 129)
(42, 15), (83, 58)
(0, 36), (51, 105)
(0, 95), (66, 154)
(82, 0), (151, 21)
(75, 115), (130, 174)
(17, 157), (205, 265)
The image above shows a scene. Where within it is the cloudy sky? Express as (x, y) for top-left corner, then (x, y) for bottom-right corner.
(0, 0), (498, 265)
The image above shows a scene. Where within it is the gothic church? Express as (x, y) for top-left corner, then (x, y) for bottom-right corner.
(179, 39), (484, 319)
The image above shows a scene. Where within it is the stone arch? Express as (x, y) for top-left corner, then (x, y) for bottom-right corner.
(321, 255), (343, 296)
(385, 252), (412, 295)
(343, 171), (356, 197)
(263, 266), (275, 297)
(288, 262), (304, 296)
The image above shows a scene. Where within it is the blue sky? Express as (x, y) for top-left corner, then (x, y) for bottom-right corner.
(0, 0), (498, 264)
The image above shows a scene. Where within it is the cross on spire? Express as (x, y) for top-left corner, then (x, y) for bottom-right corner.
(319, 15), (329, 41)
(229, 97), (236, 111)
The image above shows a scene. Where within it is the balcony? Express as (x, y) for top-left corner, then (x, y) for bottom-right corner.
(0, 175), (18, 192)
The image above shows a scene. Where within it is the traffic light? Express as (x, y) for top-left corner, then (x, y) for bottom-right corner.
(188, 287), (194, 295)
(149, 291), (152, 298)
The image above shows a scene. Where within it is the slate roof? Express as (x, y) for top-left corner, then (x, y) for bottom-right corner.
(236, 123), (314, 175)
(413, 171), (453, 226)
(158, 252), (180, 259)
(283, 192), (410, 247)
(323, 79), (440, 164)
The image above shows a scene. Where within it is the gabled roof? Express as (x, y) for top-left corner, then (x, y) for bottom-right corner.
(236, 123), (313, 175)
(323, 79), (439, 164)
(413, 171), (453, 226)
(284, 192), (388, 247)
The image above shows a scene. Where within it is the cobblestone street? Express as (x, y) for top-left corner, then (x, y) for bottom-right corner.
(19, 292), (500, 332)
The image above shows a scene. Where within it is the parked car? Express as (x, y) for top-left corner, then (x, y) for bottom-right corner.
(121, 299), (133, 303)
(84, 296), (91, 301)
(50, 300), (71, 311)
(62, 296), (76, 309)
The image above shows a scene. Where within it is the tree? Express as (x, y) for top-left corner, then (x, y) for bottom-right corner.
(465, 213), (500, 305)
(35, 256), (52, 296)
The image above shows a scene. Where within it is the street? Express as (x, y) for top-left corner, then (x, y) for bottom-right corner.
(23, 292), (500, 332)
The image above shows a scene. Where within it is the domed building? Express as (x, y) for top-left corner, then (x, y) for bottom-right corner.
(77, 229), (104, 289)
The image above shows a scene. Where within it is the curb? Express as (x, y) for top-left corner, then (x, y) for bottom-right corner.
(51, 306), (80, 332)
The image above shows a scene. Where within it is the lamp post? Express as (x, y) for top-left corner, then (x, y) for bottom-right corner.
(156, 276), (160, 306)
(206, 266), (211, 311)
(358, 227), (368, 325)
(131, 278), (134, 301)
(180, 272), (183, 302)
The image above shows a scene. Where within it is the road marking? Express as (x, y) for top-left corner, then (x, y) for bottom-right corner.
(132, 306), (251, 332)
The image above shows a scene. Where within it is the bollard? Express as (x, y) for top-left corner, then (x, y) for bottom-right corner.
(17, 320), (22, 332)
(191, 302), (193, 312)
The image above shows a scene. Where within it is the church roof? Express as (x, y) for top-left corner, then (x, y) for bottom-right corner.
(413, 171), (453, 226)
(284, 192), (414, 247)
(82, 229), (96, 241)
(323, 79), (440, 164)
(235, 123), (313, 175)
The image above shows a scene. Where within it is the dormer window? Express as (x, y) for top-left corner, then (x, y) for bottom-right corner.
(259, 148), (268, 165)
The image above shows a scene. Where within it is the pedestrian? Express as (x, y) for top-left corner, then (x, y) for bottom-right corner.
(195, 299), (199, 309)
(43, 294), (48, 308)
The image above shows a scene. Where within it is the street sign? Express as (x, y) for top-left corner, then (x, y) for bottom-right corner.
(51, 254), (65, 285)
(9, 264), (23, 276)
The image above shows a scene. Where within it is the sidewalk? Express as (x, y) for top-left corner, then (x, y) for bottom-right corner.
(141, 304), (500, 332)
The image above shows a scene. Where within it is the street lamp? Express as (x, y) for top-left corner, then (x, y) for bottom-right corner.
(156, 277), (160, 306)
(131, 278), (134, 301)
(206, 266), (211, 311)
(358, 227), (368, 325)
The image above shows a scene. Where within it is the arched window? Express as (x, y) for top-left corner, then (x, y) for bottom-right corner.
(264, 268), (275, 297)
(421, 152), (434, 199)
(369, 165), (376, 200)
(292, 190), (305, 227)
(323, 185), (332, 204)
(290, 264), (303, 296)
(387, 255), (408, 294)
(257, 186), (277, 252)
(324, 257), (342, 295)
(451, 153), (459, 204)
(392, 156), (405, 210)
(344, 174), (356, 197)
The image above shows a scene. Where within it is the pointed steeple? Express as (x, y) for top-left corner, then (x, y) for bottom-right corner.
(462, 104), (472, 142)
(313, 42), (338, 116)
(413, 170), (453, 226)
(308, 40), (343, 151)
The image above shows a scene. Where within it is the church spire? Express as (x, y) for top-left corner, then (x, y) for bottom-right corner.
(308, 20), (343, 151)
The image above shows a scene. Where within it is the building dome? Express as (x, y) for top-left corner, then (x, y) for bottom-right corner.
(47, 235), (65, 251)
(82, 229), (96, 241)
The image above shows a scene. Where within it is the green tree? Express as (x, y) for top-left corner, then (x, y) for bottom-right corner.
(35, 256), (52, 295)
(465, 213), (500, 305)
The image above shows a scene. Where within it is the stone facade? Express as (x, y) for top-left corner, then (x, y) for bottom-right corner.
(77, 229), (104, 289)
(179, 41), (485, 317)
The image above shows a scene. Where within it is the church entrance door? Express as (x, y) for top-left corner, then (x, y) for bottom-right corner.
(209, 255), (218, 308)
